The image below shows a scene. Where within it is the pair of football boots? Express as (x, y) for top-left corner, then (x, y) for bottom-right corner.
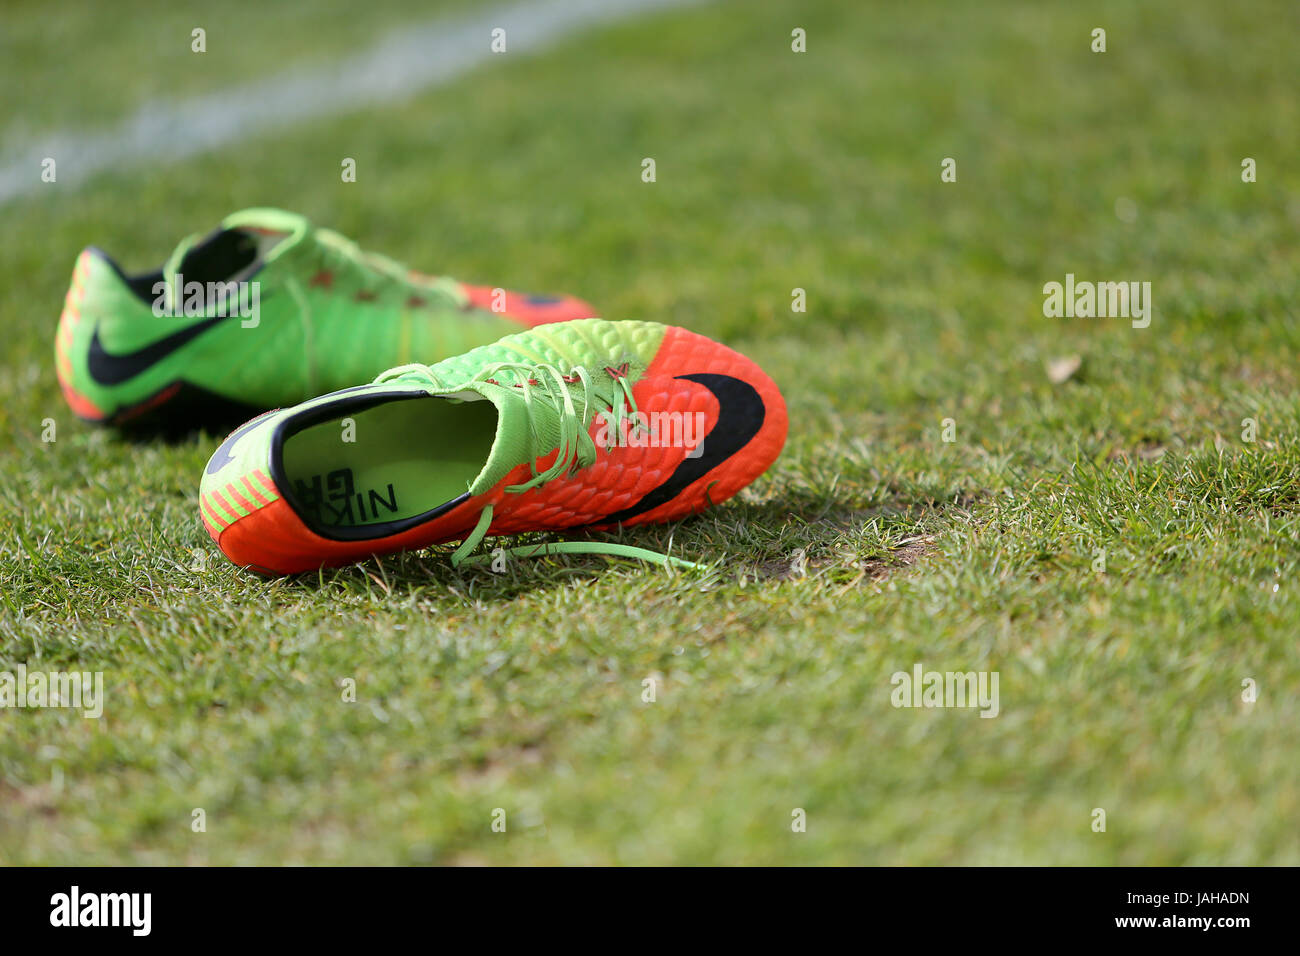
(56, 209), (787, 575)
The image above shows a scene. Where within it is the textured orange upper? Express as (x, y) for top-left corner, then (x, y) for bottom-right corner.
(211, 325), (786, 574)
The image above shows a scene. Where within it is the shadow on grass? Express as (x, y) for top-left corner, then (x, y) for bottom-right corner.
(279, 482), (975, 602)
(103, 386), (263, 445)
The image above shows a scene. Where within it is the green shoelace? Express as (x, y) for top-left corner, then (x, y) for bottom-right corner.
(375, 360), (701, 571)
(160, 227), (468, 310)
(315, 228), (467, 308)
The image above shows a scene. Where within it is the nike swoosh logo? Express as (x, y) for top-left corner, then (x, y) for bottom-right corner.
(87, 316), (227, 386)
(205, 411), (275, 475)
(601, 372), (765, 525)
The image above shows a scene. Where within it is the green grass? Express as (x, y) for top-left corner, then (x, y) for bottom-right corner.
(2, 0), (1299, 864)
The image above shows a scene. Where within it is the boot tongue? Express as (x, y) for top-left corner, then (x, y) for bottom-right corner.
(371, 367), (585, 497)
(457, 380), (565, 496)
(220, 207), (310, 261)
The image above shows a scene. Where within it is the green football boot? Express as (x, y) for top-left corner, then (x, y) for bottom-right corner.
(55, 208), (596, 427)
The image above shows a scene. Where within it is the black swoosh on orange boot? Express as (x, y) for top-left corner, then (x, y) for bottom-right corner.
(601, 373), (765, 525)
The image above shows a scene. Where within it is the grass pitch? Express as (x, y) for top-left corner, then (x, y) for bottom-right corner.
(1, 0), (1298, 864)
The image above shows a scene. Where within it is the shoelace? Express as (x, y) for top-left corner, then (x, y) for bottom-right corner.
(160, 227), (467, 311)
(374, 360), (701, 571)
(315, 228), (467, 308)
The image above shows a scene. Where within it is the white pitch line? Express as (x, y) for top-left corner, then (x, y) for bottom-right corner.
(0, 0), (705, 205)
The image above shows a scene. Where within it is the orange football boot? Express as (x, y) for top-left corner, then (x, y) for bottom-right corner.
(199, 318), (787, 575)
